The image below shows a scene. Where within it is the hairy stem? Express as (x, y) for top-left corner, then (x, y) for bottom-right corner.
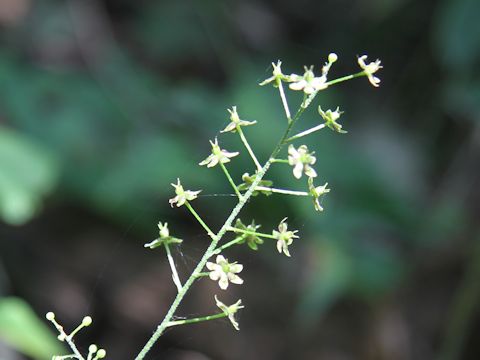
(135, 88), (307, 360)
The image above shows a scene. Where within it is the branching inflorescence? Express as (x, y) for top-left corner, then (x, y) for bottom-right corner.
(46, 54), (382, 359)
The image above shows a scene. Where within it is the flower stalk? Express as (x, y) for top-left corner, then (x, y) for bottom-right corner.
(164, 243), (182, 292)
(132, 55), (382, 359)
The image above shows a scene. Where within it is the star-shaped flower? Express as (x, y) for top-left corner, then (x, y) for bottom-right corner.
(318, 106), (346, 134)
(272, 218), (299, 257)
(214, 295), (244, 331)
(144, 222), (183, 249)
(288, 144), (317, 179)
(199, 138), (239, 168)
(206, 255), (244, 290)
(169, 178), (201, 207)
(357, 55), (383, 87)
(234, 218), (264, 251)
(288, 66), (328, 94)
(308, 177), (330, 212)
(221, 106), (257, 133)
(259, 60), (289, 87)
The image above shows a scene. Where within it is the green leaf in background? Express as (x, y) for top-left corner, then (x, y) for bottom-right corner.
(0, 297), (65, 359)
(0, 127), (59, 225)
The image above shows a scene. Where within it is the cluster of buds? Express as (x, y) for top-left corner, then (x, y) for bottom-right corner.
(46, 312), (106, 360)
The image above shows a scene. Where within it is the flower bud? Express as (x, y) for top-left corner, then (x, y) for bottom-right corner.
(82, 316), (93, 326)
(328, 53), (338, 63)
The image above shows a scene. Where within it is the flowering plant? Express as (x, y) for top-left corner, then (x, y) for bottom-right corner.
(46, 53), (382, 359)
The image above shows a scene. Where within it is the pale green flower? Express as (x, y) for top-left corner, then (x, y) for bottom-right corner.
(206, 255), (243, 290)
(272, 218), (299, 257)
(288, 144), (317, 179)
(169, 178), (201, 207)
(199, 138), (239, 168)
(214, 295), (244, 331)
(234, 218), (264, 251)
(308, 177), (330, 212)
(144, 222), (183, 249)
(358, 55), (382, 87)
(318, 106), (346, 133)
(289, 66), (328, 94)
(221, 106), (257, 133)
(259, 60), (289, 87)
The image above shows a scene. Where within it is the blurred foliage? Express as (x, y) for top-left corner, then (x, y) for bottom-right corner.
(0, 297), (64, 359)
(0, 127), (58, 225)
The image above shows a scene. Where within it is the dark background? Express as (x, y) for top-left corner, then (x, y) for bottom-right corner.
(0, 0), (479, 359)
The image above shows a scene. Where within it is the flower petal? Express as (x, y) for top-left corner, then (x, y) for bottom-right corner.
(229, 274), (244, 285)
(219, 276), (229, 290)
(293, 163), (303, 179)
(229, 264), (243, 273)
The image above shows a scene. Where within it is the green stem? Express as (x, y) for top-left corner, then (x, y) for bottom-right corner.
(219, 162), (242, 199)
(213, 236), (246, 255)
(184, 202), (216, 240)
(236, 126), (262, 171)
(286, 123), (326, 142)
(271, 158), (289, 164)
(135, 84), (308, 360)
(166, 312), (228, 327)
(276, 78), (292, 122)
(254, 186), (309, 196)
(194, 272), (210, 278)
(324, 71), (366, 87)
(164, 243), (182, 292)
(226, 227), (277, 240)
(49, 320), (85, 360)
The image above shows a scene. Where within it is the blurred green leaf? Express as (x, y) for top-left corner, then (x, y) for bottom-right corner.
(0, 297), (64, 359)
(0, 127), (58, 225)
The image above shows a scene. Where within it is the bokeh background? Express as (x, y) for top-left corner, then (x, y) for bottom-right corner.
(1, 0), (479, 359)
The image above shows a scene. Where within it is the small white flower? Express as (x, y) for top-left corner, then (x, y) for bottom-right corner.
(272, 218), (299, 257)
(169, 178), (201, 207)
(221, 106), (257, 133)
(199, 138), (239, 168)
(214, 295), (244, 331)
(289, 66), (328, 94)
(206, 255), (243, 290)
(288, 144), (317, 179)
(308, 177), (330, 212)
(357, 55), (383, 87)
